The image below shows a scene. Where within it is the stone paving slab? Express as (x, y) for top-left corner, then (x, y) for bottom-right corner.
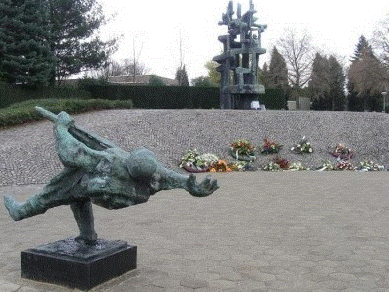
(1, 171), (389, 291)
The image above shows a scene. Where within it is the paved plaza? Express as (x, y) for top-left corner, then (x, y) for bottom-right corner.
(1, 109), (389, 291)
(1, 171), (389, 292)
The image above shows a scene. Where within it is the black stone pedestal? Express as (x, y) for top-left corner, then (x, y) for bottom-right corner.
(21, 237), (137, 291)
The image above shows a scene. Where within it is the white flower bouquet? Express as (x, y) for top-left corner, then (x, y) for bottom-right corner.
(291, 136), (313, 154)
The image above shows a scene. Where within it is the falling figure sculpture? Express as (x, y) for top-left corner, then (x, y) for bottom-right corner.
(4, 107), (219, 244)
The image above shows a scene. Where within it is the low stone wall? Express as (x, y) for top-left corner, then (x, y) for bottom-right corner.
(1, 109), (388, 185)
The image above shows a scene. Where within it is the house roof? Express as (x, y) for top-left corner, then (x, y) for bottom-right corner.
(108, 75), (179, 86)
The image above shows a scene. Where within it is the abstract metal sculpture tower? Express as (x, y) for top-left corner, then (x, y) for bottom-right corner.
(214, 0), (267, 109)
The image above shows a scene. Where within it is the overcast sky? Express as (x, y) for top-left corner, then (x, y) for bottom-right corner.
(100, 0), (388, 81)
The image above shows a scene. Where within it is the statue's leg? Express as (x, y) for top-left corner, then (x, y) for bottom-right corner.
(4, 194), (47, 221)
(70, 199), (97, 244)
(4, 168), (85, 221)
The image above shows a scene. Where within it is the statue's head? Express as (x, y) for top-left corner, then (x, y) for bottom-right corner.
(125, 148), (157, 179)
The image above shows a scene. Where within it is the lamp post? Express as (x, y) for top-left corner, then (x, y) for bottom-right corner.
(382, 91), (388, 113)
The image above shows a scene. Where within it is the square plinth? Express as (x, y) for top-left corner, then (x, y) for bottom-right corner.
(21, 237), (137, 291)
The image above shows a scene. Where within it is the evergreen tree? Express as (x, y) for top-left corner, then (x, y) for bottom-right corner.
(347, 35), (370, 111)
(258, 62), (269, 88)
(309, 53), (346, 111)
(0, 0), (55, 86)
(328, 56), (346, 111)
(349, 47), (386, 111)
(47, 0), (117, 82)
(309, 53), (331, 110)
(348, 36), (387, 111)
(352, 35), (369, 62)
(175, 65), (189, 86)
(267, 46), (288, 89)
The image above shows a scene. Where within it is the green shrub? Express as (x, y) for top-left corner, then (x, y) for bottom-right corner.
(0, 98), (133, 128)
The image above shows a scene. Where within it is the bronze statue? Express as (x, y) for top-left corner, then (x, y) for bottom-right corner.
(4, 107), (219, 244)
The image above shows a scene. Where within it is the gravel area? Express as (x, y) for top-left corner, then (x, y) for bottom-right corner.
(1, 109), (389, 186)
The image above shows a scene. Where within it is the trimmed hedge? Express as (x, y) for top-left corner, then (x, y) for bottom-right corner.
(0, 82), (91, 109)
(258, 88), (287, 110)
(87, 84), (287, 110)
(86, 85), (220, 109)
(0, 81), (287, 110)
(0, 98), (133, 128)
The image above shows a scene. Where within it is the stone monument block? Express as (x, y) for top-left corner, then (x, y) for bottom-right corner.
(21, 238), (136, 291)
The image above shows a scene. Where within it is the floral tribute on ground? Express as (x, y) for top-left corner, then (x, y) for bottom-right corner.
(289, 162), (310, 171)
(261, 139), (282, 155)
(330, 144), (355, 160)
(335, 160), (355, 171)
(262, 156), (310, 171)
(179, 149), (218, 172)
(180, 149), (254, 173)
(263, 156), (289, 171)
(209, 160), (232, 172)
(291, 136), (313, 154)
(230, 139), (256, 161)
(356, 160), (385, 171)
(179, 139), (387, 173)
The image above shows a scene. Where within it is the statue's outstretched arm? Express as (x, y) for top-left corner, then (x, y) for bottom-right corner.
(36, 107), (108, 170)
(151, 165), (219, 197)
(56, 114), (109, 170)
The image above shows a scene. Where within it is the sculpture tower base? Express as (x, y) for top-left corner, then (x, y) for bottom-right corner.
(21, 237), (137, 291)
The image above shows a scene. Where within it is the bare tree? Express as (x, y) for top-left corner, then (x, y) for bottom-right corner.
(277, 28), (315, 89)
(372, 14), (389, 96)
(122, 58), (149, 77)
(82, 59), (121, 79)
(175, 29), (189, 86)
(373, 14), (389, 68)
(86, 58), (149, 79)
(106, 59), (125, 77)
(131, 38), (147, 82)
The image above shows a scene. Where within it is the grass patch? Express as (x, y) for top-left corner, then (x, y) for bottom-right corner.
(0, 98), (133, 128)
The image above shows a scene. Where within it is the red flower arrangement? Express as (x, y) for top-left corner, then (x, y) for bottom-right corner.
(274, 156), (290, 170)
(335, 160), (355, 170)
(261, 138), (282, 154)
(330, 144), (355, 160)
